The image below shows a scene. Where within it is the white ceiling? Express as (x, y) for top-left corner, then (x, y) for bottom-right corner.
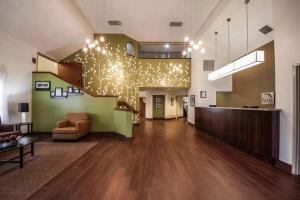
(1, 0), (272, 61)
(73, 0), (220, 42)
(0, 0), (93, 60)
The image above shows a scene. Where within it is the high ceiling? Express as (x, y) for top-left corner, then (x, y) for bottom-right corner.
(0, 0), (221, 60)
(73, 0), (219, 42)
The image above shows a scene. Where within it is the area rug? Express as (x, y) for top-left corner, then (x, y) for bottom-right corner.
(0, 141), (97, 200)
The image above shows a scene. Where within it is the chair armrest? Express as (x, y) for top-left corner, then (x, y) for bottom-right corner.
(57, 120), (68, 128)
(76, 120), (91, 133)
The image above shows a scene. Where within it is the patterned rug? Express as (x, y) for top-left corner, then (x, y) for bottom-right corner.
(0, 141), (97, 200)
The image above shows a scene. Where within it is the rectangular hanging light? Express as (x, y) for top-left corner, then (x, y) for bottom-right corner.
(208, 50), (265, 81)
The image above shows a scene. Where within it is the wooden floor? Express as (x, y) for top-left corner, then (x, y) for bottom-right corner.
(29, 119), (300, 200)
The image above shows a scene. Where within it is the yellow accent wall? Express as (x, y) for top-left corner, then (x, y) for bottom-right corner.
(62, 34), (191, 121)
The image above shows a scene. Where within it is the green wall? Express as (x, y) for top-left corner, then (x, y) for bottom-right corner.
(32, 73), (132, 137)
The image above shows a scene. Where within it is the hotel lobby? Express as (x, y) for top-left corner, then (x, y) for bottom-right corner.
(0, 0), (300, 199)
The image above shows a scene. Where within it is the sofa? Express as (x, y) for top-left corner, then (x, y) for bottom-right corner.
(52, 113), (91, 141)
(0, 123), (21, 144)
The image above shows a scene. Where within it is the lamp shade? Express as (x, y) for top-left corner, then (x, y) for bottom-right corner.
(18, 103), (29, 112)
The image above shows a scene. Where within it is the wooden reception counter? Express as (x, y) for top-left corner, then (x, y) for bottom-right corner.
(195, 107), (280, 164)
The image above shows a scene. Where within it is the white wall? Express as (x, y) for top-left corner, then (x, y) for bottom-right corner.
(188, 0), (273, 124)
(273, 0), (300, 165)
(0, 32), (37, 122)
(37, 55), (58, 74)
(143, 90), (187, 119)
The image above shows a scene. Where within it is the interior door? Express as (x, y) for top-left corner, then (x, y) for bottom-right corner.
(153, 95), (165, 119)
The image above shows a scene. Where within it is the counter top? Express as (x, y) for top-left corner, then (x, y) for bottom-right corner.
(197, 106), (281, 112)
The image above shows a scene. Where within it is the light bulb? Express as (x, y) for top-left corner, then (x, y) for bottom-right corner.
(189, 41), (194, 46)
(95, 40), (99, 45)
(184, 36), (189, 42)
(102, 49), (107, 55)
(182, 51), (187, 56)
(83, 47), (88, 52)
(198, 40), (203, 45)
(96, 46), (101, 52)
(86, 39), (91, 44)
(187, 47), (192, 53)
(88, 43), (95, 49)
(165, 43), (170, 48)
(200, 48), (206, 54)
(193, 44), (200, 50)
(100, 36), (105, 42)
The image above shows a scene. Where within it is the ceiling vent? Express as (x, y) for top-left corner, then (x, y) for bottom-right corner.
(169, 22), (183, 27)
(203, 60), (215, 71)
(259, 25), (273, 34)
(108, 20), (122, 26)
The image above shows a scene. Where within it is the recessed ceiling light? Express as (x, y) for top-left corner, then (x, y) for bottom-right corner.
(108, 20), (122, 26)
(165, 43), (170, 48)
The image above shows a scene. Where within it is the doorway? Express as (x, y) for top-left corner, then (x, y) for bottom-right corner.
(153, 95), (165, 119)
(139, 97), (146, 118)
(293, 64), (300, 175)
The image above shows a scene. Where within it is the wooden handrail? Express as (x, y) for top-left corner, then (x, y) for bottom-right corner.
(117, 101), (139, 114)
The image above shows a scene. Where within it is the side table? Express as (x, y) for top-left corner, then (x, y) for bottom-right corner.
(15, 122), (34, 136)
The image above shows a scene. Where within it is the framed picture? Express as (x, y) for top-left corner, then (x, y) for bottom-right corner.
(35, 81), (51, 91)
(155, 103), (161, 109)
(170, 98), (174, 106)
(50, 91), (55, 97)
(55, 87), (63, 97)
(261, 92), (275, 105)
(190, 95), (195, 107)
(156, 97), (161, 103)
(74, 88), (80, 94)
(200, 91), (207, 98)
(62, 91), (68, 97)
(67, 86), (73, 93)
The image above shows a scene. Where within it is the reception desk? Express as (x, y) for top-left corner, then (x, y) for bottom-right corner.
(195, 107), (280, 164)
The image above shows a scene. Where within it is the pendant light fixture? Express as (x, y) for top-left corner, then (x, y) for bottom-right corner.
(182, 0), (206, 55)
(208, 0), (264, 81)
(82, 0), (106, 54)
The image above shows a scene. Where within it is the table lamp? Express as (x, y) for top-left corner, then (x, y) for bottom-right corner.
(18, 103), (29, 123)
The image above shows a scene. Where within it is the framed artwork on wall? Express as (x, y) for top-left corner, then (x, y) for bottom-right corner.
(261, 92), (275, 105)
(200, 91), (207, 98)
(190, 95), (195, 106)
(170, 98), (174, 106)
(35, 81), (51, 91)
(55, 87), (63, 97)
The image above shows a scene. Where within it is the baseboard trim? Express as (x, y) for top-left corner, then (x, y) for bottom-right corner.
(275, 160), (292, 174)
(188, 122), (195, 126)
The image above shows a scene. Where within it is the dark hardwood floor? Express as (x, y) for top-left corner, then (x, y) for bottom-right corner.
(28, 119), (300, 200)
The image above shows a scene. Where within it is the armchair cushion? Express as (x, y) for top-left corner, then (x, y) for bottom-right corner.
(57, 120), (69, 128)
(53, 127), (79, 134)
(66, 113), (90, 126)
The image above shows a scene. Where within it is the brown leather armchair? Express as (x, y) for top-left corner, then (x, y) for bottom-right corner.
(52, 113), (91, 141)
